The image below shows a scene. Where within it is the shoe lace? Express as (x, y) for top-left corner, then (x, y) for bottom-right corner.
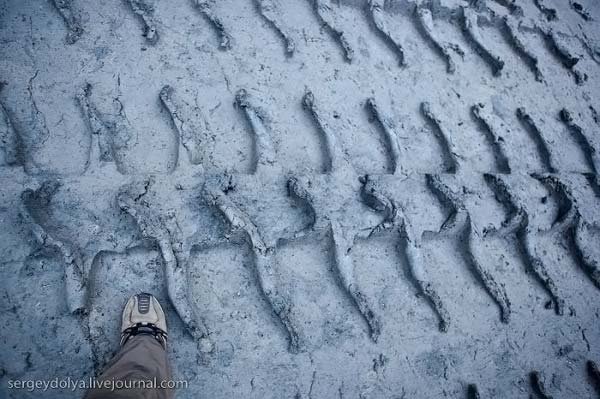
(121, 323), (168, 348)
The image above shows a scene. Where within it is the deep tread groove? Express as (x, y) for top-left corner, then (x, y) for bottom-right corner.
(580, 32), (600, 66)
(331, 220), (382, 342)
(286, 92), (383, 341)
(516, 107), (556, 173)
(467, 383), (481, 399)
(287, 176), (317, 238)
(491, 0), (522, 16)
(312, 0), (354, 62)
(541, 29), (587, 85)
(254, 0), (296, 55)
(367, 0), (406, 67)
(192, 0), (232, 49)
(586, 173), (600, 199)
(420, 102), (460, 174)
(117, 180), (212, 347)
(590, 105), (600, 126)
(21, 181), (87, 314)
(51, 0), (84, 44)
(159, 85), (210, 170)
(76, 84), (134, 175)
(414, 6), (465, 74)
(587, 360), (600, 395)
(125, 0), (159, 45)
(533, 0), (558, 22)
(22, 71), (51, 175)
(426, 174), (512, 324)
(286, 175), (383, 343)
(366, 97), (404, 175)
(559, 108), (599, 174)
(530, 370), (553, 399)
(501, 16), (544, 82)
(484, 174), (565, 315)
(0, 83), (21, 167)
(471, 103), (512, 174)
(77, 84), (117, 171)
(361, 175), (451, 332)
(202, 180), (301, 353)
(461, 7), (505, 76)
(303, 90), (346, 173)
(235, 89), (277, 174)
(569, 1), (592, 22)
(532, 173), (600, 291)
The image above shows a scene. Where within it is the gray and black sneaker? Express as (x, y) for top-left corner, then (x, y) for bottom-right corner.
(120, 293), (168, 348)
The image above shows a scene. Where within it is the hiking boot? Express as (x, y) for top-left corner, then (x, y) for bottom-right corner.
(120, 293), (168, 348)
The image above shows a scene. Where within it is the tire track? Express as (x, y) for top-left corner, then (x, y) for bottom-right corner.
(302, 90), (346, 173)
(414, 5), (465, 74)
(360, 175), (451, 332)
(516, 107), (557, 173)
(501, 16), (544, 82)
(201, 178), (300, 352)
(569, 1), (592, 22)
(461, 7), (505, 76)
(421, 102), (461, 174)
(358, 98), (451, 331)
(284, 91), (385, 343)
(559, 108), (600, 175)
(21, 181), (87, 314)
(588, 360), (600, 396)
(160, 85), (211, 170)
(51, 0), (84, 44)
(20, 71), (51, 175)
(235, 89), (277, 174)
(366, 97), (405, 175)
(530, 370), (554, 399)
(472, 103), (512, 174)
(311, 0), (354, 62)
(533, 0), (558, 22)
(367, 0), (406, 67)
(490, 0), (522, 16)
(467, 383), (481, 399)
(540, 28), (587, 85)
(118, 179), (214, 358)
(254, 0), (296, 55)
(77, 84), (134, 175)
(425, 174), (512, 324)
(125, 0), (159, 45)
(533, 173), (600, 291)
(192, 0), (232, 49)
(484, 174), (565, 315)
(0, 83), (20, 167)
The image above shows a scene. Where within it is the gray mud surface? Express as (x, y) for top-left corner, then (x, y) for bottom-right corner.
(1, 0), (600, 397)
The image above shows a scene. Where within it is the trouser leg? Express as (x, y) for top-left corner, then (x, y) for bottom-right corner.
(84, 335), (173, 399)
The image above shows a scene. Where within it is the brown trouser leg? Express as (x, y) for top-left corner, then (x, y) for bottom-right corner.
(84, 335), (174, 399)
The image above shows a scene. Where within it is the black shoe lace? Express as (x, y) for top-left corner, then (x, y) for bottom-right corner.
(121, 323), (168, 348)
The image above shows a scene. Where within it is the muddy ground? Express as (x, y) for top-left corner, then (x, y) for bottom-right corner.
(1, 0), (600, 397)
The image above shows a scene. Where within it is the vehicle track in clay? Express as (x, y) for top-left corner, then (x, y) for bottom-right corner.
(1, 0), (600, 397)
